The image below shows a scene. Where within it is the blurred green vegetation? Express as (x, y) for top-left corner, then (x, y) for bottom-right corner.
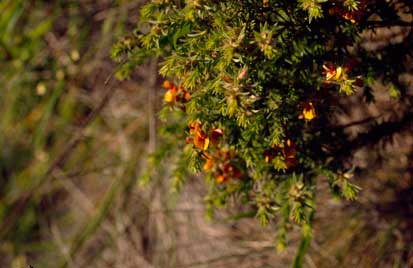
(0, 1), (151, 267)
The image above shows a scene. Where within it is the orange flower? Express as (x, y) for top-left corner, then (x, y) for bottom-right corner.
(162, 80), (174, 90)
(203, 147), (243, 183)
(215, 174), (226, 183)
(188, 121), (210, 150)
(202, 153), (215, 171)
(203, 157), (214, 171)
(184, 91), (191, 101)
(194, 131), (209, 150)
(189, 121), (202, 135)
(302, 102), (316, 121)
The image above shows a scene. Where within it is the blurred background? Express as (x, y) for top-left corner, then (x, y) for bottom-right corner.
(0, 1), (412, 267)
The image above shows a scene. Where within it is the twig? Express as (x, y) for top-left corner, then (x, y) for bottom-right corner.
(333, 114), (383, 130)
(51, 223), (75, 268)
(366, 20), (413, 28)
(147, 59), (158, 154)
(331, 111), (413, 160)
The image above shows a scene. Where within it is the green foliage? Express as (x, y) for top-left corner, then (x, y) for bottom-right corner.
(113, 0), (413, 266)
(299, 0), (327, 22)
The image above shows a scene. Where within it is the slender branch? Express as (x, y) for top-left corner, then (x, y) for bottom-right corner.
(147, 59), (158, 154)
(333, 114), (383, 130)
(331, 111), (413, 160)
(366, 20), (413, 28)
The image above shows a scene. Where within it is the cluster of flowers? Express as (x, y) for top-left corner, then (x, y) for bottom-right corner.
(266, 62), (361, 168)
(203, 149), (242, 183)
(163, 58), (360, 177)
(186, 120), (242, 183)
(323, 63), (345, 82)
(186, 121), (224, 151)
(328, 0), (366, 24)
(162, 80), (191, 106)
(323, 60), (363, 91)
(298, 62), (353, 123)
(263, 139), (298, 169)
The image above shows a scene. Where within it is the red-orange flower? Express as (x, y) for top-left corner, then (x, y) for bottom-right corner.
(193, 132), (209, 150)
(202, 147), (243, 183)
(210, 128), (224, 145)
(342, 12), (356, 24)
(188, 121), (210, 151)
(162, 80), (174, 90)
(223, 163), (241, 179)
(283, 139), (297, 168)
(202, 153), (214, 171)
(264, 139), (297, 169)
(162, 80), (191, 105)
(162, 80), (177, 103)
(189, 121), (202, 135)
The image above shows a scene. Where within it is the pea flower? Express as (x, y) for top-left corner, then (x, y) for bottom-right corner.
(301, 102), (316, 121)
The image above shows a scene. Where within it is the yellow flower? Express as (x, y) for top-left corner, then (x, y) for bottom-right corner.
(333, 66), (343, 80)
(343, 13), (356, 24)
(302, 102), (316, 121)
(323, 65), (343, 81)
(164, 89), (176, 103)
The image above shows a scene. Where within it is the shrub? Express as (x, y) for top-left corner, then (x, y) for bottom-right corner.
(112, 0), (413, 265)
